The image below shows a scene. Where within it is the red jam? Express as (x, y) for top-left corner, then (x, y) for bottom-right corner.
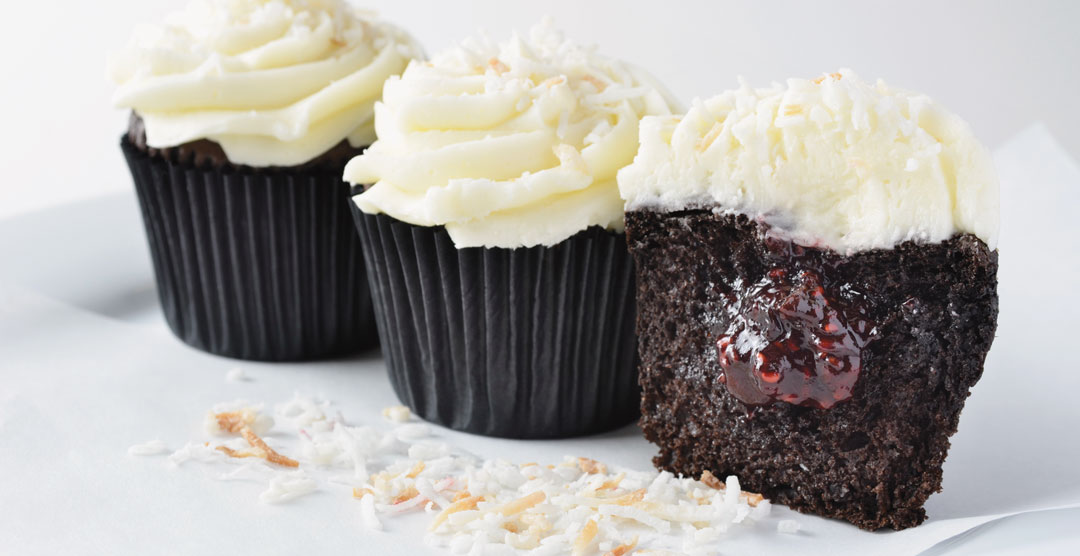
(715, 265), (876, 409)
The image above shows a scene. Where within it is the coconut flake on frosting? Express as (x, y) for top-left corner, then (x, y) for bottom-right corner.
(109, 0), (422, 167)
(617, 69), (999, 254)
(345, 19), (679, 248)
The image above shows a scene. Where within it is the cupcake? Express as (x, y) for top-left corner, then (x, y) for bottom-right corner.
(110, 0), (422, 361)
(618, 70), (999, 529)
(345, 21), (679, 438)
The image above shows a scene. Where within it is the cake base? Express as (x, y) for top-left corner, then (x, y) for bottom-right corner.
(121, 135), (378, 361)
(350, 205), (641, 439)
(627, 209), (998, 530)
(126, 113), (365, 169)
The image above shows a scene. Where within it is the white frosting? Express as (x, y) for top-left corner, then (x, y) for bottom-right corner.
(617, 69), (999, 253)
(345, 20), (678, 248)
(109, 0), (422, 167)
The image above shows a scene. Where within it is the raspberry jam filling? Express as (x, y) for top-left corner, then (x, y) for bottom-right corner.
(715, 241), (877, 409)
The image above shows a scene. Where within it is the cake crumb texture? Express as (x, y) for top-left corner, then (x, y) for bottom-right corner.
(627, 209), (998, 530)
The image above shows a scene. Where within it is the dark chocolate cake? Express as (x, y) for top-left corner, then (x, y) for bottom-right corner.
(616, 69), (1001, 530)
(627, 209), (998, 530)
(126, 114), (366, 169)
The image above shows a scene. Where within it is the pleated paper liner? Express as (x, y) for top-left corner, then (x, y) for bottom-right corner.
(350, 202), (641, 439)
(121, 135), (377, 361)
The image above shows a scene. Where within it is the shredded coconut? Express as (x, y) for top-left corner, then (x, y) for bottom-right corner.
(260, 471), (318, 504)
(167, 441), (223, 467)
(225, 367), (249, 383)
(381, 405), (412, 423)
(777, 519), (802, 534)
(359, 492), (383, 530)
(136, 392), (787, 552)
(204, 403), (273, 435)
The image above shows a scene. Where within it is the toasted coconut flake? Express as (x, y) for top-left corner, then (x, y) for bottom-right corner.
(700, 469), (763, 505)
(391, 486), (420, 505)
(151, 395), (775, 555)
(597, 472), (626, 491)
(385, 493), (429, 515)
(488, 57), (509, 74)
(614, 488), (646, 506)
(216, 445), (258, 459)
(744, 492), (765, 507)
(700, 470), (723, 490)
(604, 536), (639, 556)
(812, 71), (844, 84)
(572, 518), (599, 555)
(214, 410), (254, 434)
(241, 427), (299, 468)
(429, 495), (481, 530)
(520, 512), (552, 535)
(582, 74), (608, 92)
(499, 491), (546, 516)
(578, 457), (608, 475)
(405, 461), (425, 479)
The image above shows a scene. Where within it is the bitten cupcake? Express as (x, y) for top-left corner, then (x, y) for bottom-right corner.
(619, 70), (999, 529)
(110, 0), (422, 361)
(345, 21), (679, 438)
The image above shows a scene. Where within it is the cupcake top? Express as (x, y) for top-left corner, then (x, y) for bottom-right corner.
(618, 69), (999, 254)
(345, 20), (678, 248)
(109, 0), (422, 167)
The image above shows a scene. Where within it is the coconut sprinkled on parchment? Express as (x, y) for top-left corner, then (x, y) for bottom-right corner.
(131, 394), (784, 554)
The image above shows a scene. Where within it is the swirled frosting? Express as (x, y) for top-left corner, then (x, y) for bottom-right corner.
(109, 0), (422, 167)
(618, 69), (1000, 254)
(345, 20), (678, 248)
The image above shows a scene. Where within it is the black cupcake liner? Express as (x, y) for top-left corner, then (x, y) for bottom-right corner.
(350, 202), (640, 438)
(121, 136), (377, 361)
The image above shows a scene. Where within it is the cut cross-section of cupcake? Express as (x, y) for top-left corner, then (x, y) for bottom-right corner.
(618, 69), (999, 530)
(110, 0), (423, 361)
(345, 20), (680, 438)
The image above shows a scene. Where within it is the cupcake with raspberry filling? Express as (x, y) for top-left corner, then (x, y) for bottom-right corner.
(345, 20), (679, 438)
(618, 69), (999, 529)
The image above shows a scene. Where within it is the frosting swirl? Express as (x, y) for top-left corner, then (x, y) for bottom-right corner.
(109, 0), (422, 167)
(618, 69), (1000, 254)
(345, 20), (678, 248)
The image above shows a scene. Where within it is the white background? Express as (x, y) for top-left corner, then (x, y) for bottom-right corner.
(2, 2), (1080, 555)
(1, 0), (1079, 220)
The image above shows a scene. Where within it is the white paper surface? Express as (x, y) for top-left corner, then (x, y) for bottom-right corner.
(1, 124), (1079, 555)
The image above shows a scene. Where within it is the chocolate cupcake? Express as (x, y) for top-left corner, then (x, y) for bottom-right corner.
(345, 21), (679, 438)
(109, 0), (422, 360)
(618, 70), (999, 529)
